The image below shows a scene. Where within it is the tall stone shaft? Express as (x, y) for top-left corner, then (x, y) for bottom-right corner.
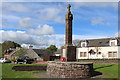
(65, 4), (73, 45)
(61, 4), (76, 61)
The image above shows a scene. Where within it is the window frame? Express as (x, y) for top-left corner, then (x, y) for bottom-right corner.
(80, 52), (87, 57)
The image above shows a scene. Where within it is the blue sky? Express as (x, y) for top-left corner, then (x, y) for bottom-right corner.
(0, 2), (119, 48)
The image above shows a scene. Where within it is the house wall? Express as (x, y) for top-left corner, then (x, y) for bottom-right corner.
(76, 46), (120, 59)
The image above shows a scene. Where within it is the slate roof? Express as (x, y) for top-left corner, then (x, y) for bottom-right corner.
(77, 37), (120, 47)
(33, 49), (54, 57)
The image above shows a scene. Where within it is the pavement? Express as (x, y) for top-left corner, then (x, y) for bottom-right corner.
(34, 61), (48, 64)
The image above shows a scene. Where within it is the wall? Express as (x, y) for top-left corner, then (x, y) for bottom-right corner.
(47, 61), (93, 78)
(76, 46), (119, 59)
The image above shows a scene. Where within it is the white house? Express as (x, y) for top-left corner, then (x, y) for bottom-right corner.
(76, 37), (120, 59)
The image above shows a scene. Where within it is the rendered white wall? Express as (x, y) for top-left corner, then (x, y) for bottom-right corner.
(76, 46), (119, 59)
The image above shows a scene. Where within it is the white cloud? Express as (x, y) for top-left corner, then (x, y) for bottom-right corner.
(91, 17), (117, 26)
(2, 15), (20, 21)
(37, 7), (64, 23)
(0, 30), (108, 49)
(27, 24), (55, 35)
(72, 2), (118, 10)
(19, 17), (33, 27)
(91, 17), (104, 25)
(1, 15), (21, 27)
(3, 3), (30, 12)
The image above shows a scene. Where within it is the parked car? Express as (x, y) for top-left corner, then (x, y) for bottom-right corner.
(14, 56), (35, 64)
(0, 58), (9, 63)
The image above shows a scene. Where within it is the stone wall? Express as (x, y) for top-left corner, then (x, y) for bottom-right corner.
(47, 61), (93, 78)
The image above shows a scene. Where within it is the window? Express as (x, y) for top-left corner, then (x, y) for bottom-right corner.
(81, 42), (87, 47)
(110, 40), (117, 46)
(108, 52), (112, 57)
(80, 52), (87, 57)
(113, 52), (117, 57)
(108, 51), (117, 58)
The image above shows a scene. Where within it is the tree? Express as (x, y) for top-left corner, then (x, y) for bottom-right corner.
(47, 45), (57, 53)
(2, 41), (21, 53)
(73, 39), (80, 46)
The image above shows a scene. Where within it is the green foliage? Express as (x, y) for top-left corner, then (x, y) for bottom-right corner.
(47, 45), (57, 52)
(2, 41), (21, 54)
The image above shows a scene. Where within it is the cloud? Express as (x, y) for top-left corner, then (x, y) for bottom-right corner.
(91, 17), (117, 26)
(91, 17), (104, 25)
(27, 24), (55, 35)
(0, 30), (49, 48)
(36, 7), (64, 23)
(1, 15), (21, 27)
(3, 3), (30, 13)
(72, 2), (118, 10)
(19, 17), (33, 27)
(0, 30), (107, 49)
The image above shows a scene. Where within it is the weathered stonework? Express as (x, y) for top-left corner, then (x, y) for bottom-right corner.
(47, 61), (93, 78)
(65, 4), (73, 45)
(61, 45), (76, 61)
(61, 4), (76, 61)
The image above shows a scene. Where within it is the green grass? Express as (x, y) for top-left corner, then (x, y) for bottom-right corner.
(94, 64), (119, 78)
(2, 63), (119, 78)
(2, 63), (46, 78)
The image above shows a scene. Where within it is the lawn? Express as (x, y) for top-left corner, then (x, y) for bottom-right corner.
(93, 64), (119, 78)
(1, 63), (120, 78)
(2, 63), (47, 78)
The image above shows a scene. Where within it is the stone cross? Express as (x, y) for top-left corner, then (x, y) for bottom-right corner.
(67, 4), (71, 12)
(65, 4), (73, 45)
(61, 4), (76, 61)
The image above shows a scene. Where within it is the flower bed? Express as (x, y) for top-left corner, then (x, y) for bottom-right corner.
(12, 65), (47, 71)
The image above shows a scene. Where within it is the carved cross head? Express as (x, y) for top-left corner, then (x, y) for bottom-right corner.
(67, 4), (71, 12)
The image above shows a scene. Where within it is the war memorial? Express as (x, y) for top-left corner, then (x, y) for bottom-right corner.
(47, 4), (93, 78)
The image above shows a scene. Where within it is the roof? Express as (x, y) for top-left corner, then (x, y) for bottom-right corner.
(33, 49), (54, 57)
(77, 37), (120, 47)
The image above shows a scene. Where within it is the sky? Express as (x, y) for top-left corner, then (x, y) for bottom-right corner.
(0, 1), (119, 49)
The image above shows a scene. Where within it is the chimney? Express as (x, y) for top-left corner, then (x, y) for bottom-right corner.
(29, 45), (33, 50)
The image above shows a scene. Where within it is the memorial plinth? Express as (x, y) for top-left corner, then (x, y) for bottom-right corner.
(47, 61), (93, 78)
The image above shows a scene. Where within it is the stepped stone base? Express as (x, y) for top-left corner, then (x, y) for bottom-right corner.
(47, 61), (93, 78)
